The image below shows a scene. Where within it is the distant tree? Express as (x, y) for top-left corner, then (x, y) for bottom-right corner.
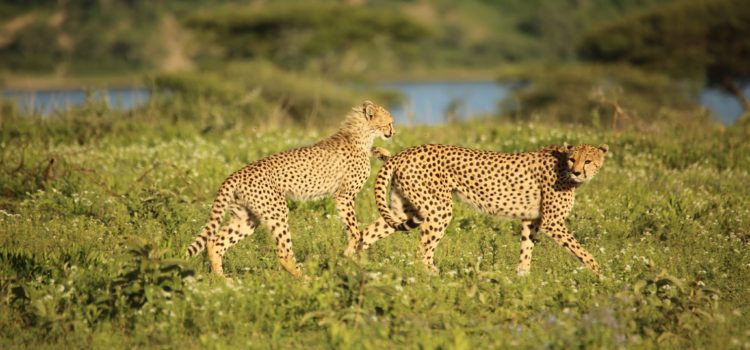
(185, 3), (431, 73)
(0, 0), (167, 73)
(578, 0), (750, 111)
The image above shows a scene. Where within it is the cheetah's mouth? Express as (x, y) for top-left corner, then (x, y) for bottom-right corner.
(568, 173), (589, 183)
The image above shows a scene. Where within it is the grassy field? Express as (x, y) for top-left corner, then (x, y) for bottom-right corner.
(1, 103), (749, 349)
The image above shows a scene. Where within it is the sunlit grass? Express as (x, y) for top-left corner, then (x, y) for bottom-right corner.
(1, 112), (749, 348)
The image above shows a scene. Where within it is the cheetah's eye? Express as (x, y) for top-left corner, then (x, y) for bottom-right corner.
(585, 160), (591, 164)
(568, 158), (575, 163)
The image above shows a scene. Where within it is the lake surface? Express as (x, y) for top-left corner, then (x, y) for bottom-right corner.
(1, 88), (151, 116)
(699, 87), (749, 124)
(380, 81), (510, 124)
(2, 82), (747, 124)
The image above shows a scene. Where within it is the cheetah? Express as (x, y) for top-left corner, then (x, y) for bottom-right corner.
(186, 101), (394, 278)
(360, 143), (609, 276)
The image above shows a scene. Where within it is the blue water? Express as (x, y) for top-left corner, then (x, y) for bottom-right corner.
(699, 86), (750, 124)
(380, 81), (510, 124)
(2, 82), (747, 124)
(1, 88), (150, 116)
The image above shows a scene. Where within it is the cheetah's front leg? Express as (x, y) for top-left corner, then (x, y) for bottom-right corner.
(335, 192), (362, 257)
(371, 146), (391, 161)
(540, 220), (601, 275)
(516, 219), (541, 276)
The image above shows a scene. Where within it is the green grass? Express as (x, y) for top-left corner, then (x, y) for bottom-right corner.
(1, 104), (749, 349)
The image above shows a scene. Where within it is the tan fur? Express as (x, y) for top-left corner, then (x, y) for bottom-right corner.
(186, 101), (394, 278)
(361, 143), (609, 275)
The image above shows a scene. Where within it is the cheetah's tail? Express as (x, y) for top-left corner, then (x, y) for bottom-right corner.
(186, 179), (234, 257)
(374, 157), (419, 232)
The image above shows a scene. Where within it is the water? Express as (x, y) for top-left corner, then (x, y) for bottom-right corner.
(1, 88), (150, 116)
(699, 86), (750, 124)
(380, 81), (510, 124)
(2, 82), (747, 124)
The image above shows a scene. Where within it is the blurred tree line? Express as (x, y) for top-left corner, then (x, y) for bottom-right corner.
(184, 3), (430, 74)
(579, 0), (750, 111)
(0, 0), (175, 74)
(0, 0), (678, 76)
(0, 0), (747, 125)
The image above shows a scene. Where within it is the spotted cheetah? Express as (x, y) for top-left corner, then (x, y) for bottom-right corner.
(186, 101), (394, 277)
(360, 143), (609, 276)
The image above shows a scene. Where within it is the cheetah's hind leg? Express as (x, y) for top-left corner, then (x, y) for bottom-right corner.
(207, 204), (258, 277)
(360, 187), (418, 253)
(414, 192), (453, 274)
(255, 196), (304, 278)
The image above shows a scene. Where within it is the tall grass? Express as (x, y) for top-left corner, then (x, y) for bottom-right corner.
(1, 100), (749, 348)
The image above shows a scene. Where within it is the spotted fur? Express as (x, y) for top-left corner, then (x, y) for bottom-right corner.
(186, 101), (394, 278)
(361, 143), (609, 275)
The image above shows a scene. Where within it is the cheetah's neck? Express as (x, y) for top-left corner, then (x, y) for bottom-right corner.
(323, 111), (376, 153)
(548, 153), (583, 192)
(557, 177), (581, 192)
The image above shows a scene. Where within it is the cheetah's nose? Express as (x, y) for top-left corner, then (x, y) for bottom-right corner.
(573, 171), (581, 176)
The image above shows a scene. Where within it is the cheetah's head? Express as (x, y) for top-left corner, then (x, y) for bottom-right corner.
(361, 100), (394, 140)
(563, 143), (609, 183)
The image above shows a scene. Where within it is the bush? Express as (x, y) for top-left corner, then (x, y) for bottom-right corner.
(498, 64), (715, 129)
(148, 60), (402, 126)
(185, 3), (431, 74)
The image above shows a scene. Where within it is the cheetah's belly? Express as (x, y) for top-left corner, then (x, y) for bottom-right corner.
(269, 151), (345, 201)
(493, 196), (542, 220)
(285, 182), (339, 201)
(455, 180), (542, 220)
(283, 169), (342, 201)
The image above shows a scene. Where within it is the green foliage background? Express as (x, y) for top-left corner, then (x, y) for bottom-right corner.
(0, 0), (673, 76)
(578, 0), (750, 86)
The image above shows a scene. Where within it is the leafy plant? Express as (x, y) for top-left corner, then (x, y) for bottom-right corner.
(616, 272), (720, 344)
(107, 243), (195, 315)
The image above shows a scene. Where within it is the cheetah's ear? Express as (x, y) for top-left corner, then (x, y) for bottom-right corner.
(564, 142), (574, 151)
(598, 144), (609, 154)
(549, 144), (568, 157)
(362, 100), (375, 119)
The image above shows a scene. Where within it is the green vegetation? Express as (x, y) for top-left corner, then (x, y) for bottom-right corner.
(2, 102), (749, 348)
(0, 0), (177, 75)
(2, 0), (750, 347)
(185, 3), (430, 74)
(497, 64), (712, 127)
(578, 0), (750, 110)
(0, 0), (671, 79)
(147, 60), (401, 126)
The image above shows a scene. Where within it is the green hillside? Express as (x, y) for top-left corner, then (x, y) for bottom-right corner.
(0, 0), (671, 78)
